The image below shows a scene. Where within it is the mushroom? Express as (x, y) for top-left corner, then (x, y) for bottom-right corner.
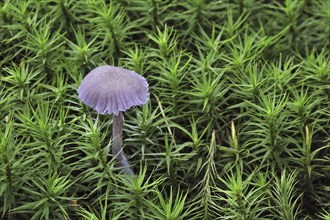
(78, 65), (149, 175)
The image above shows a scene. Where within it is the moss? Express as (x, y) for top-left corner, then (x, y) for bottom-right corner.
(0, 0), (329, 219)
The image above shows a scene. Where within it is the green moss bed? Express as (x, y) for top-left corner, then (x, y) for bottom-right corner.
(0, 0), (329, 219)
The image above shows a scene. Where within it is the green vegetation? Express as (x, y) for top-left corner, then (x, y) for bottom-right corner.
(1, 0), (329, 219)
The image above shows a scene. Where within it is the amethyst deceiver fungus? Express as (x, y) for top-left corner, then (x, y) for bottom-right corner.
(78, 65), (149, 175)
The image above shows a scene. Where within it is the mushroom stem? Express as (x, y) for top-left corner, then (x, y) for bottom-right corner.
(112, 112), (134, 175)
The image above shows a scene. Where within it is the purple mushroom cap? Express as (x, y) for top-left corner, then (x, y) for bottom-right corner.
(78, 65), (149, 115)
